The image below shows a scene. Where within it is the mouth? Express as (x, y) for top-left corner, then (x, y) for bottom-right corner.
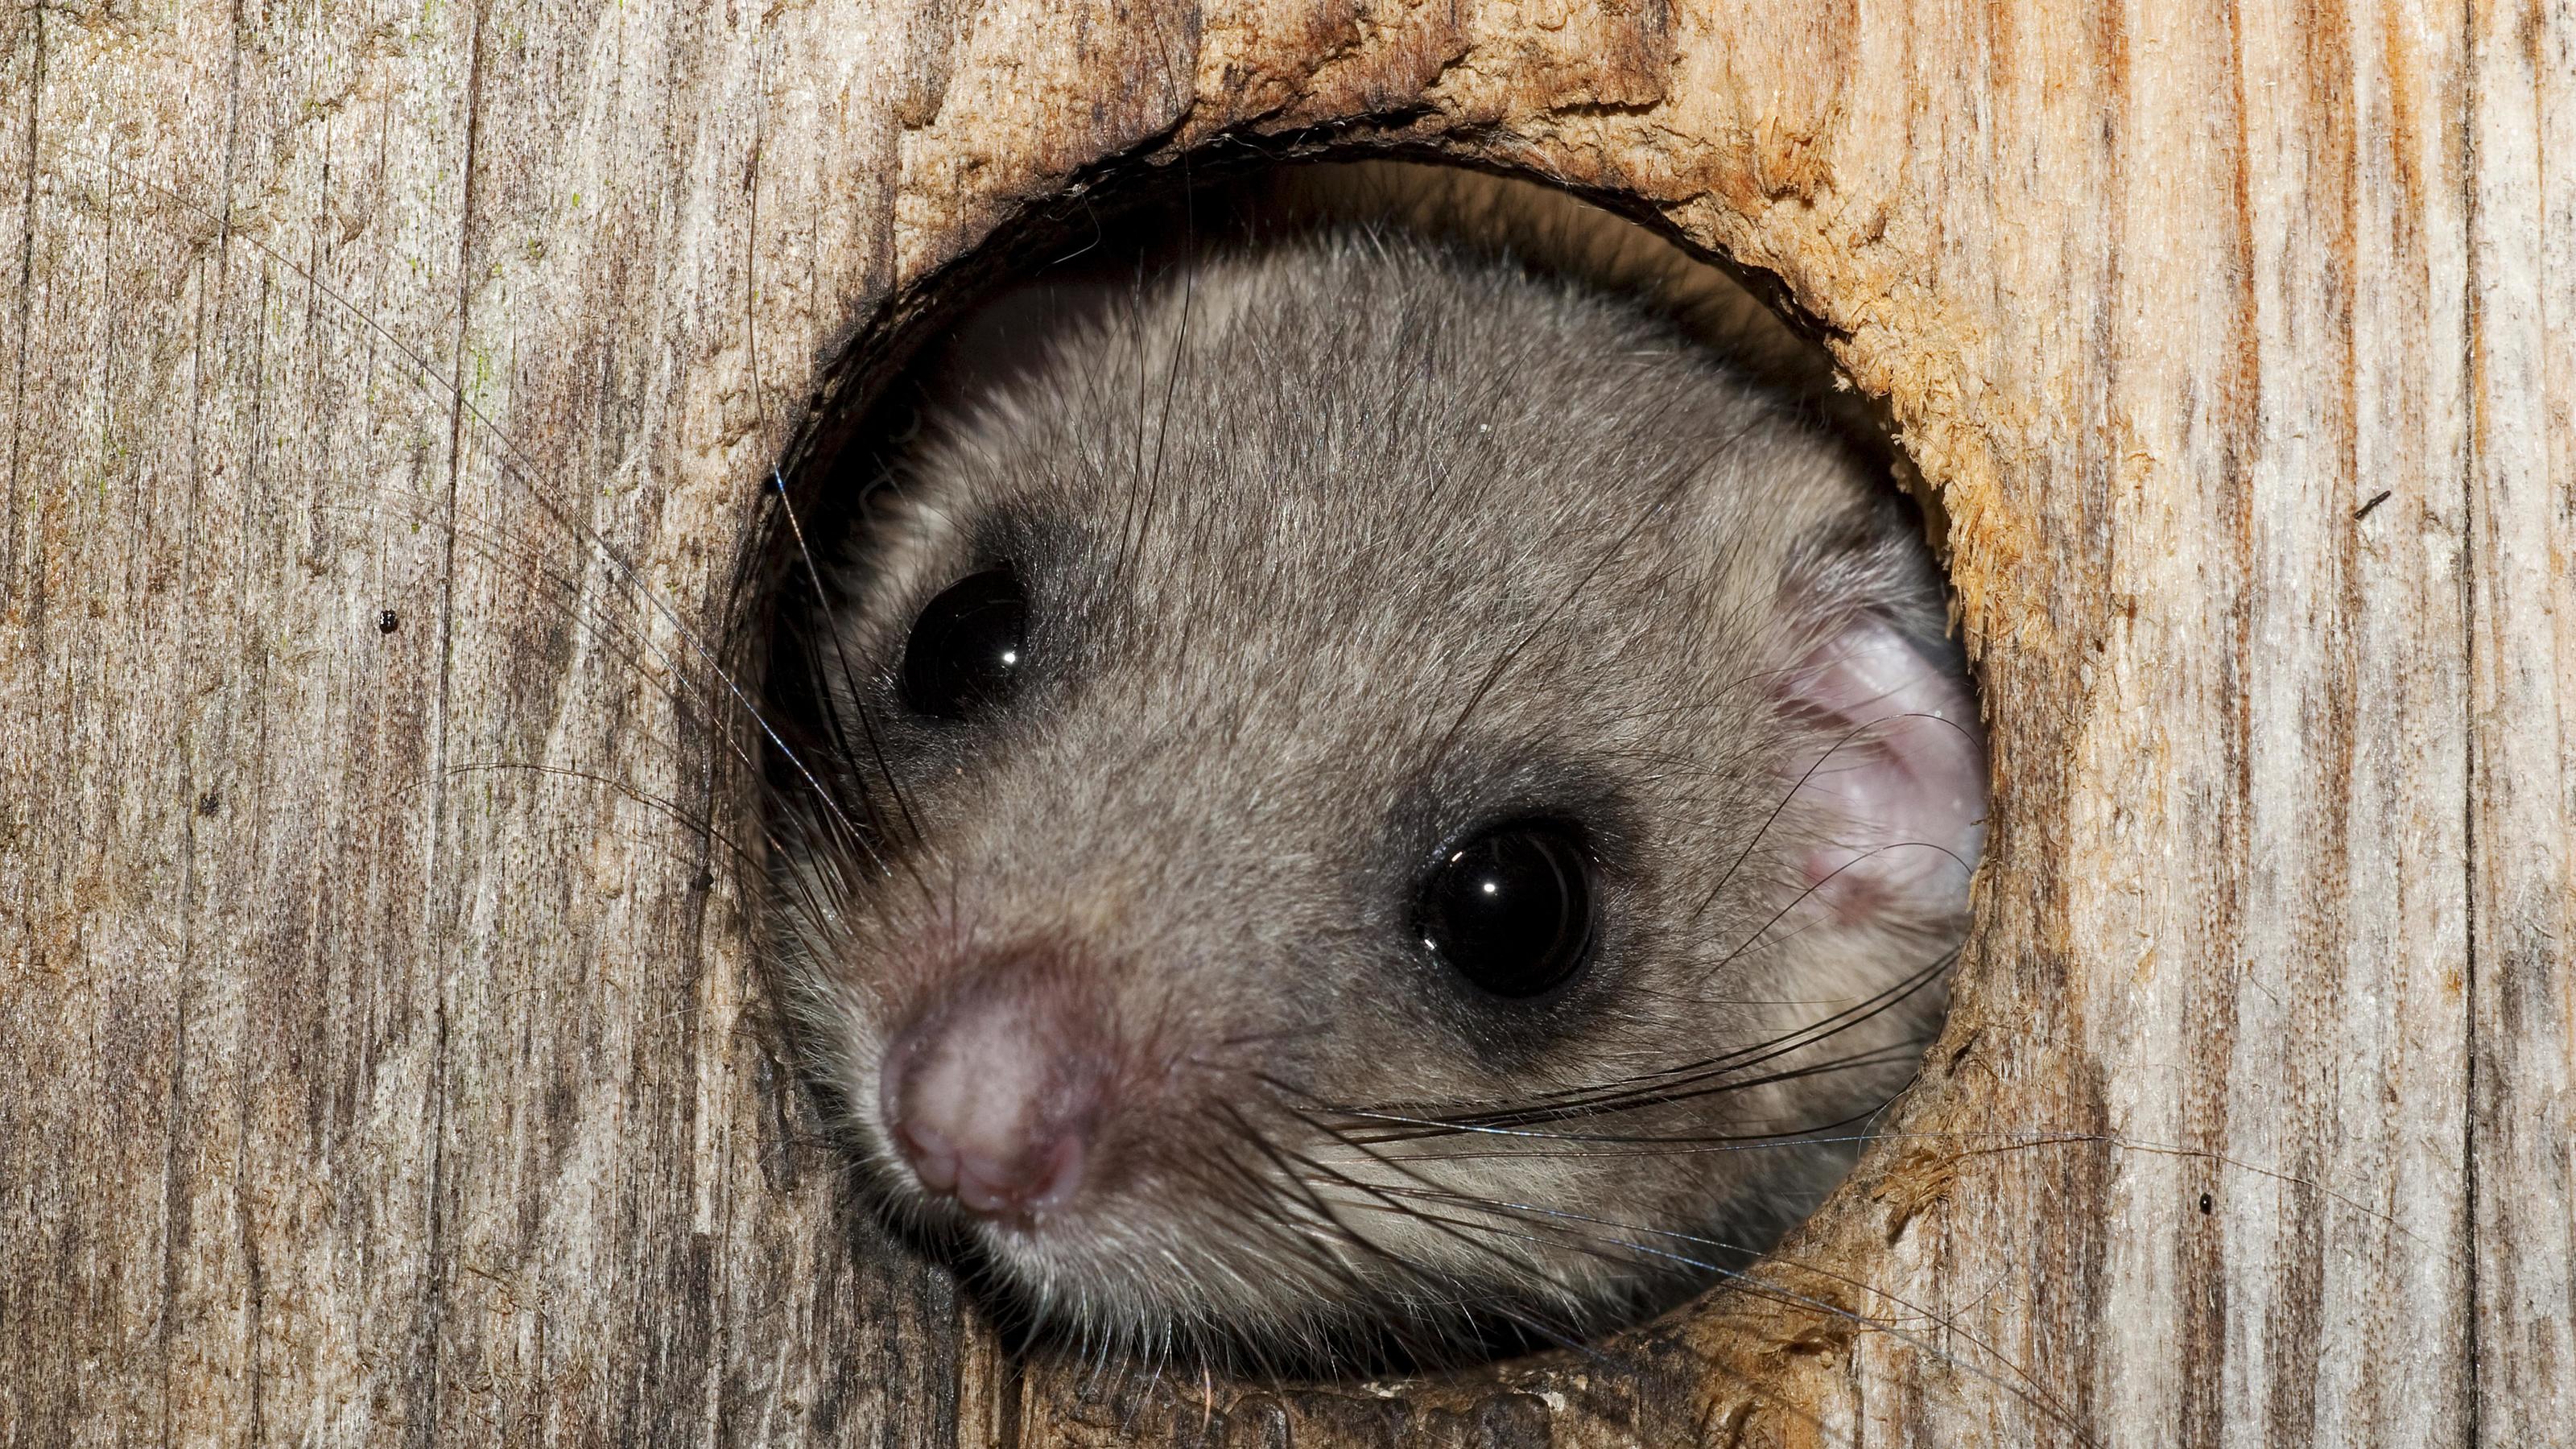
(854, 1071), (1747, 1379)
(828, 956), (1701, 1367)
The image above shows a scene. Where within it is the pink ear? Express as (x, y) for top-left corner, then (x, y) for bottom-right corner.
(1780, 618), (1987, 927)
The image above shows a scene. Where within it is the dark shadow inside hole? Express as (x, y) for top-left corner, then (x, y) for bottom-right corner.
(752, 155), (1984, 1382)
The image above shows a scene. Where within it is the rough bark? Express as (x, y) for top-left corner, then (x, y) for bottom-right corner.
(2, 0), (2566, 1444)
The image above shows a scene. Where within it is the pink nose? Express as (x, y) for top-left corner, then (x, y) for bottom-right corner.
(880, 989), (1100, 1221)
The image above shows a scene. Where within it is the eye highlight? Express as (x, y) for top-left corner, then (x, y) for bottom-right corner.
(900, 566), (1030, 720)
(1417, 822), (1599, 999)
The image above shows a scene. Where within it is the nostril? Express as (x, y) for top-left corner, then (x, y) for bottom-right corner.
(889, 1110), (961, 1196)
(952, 1130), (1086, 1217)
(879, 995), (1100, 1223)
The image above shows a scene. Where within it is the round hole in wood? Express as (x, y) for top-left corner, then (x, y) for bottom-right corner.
(753, 156), (1989, 1404)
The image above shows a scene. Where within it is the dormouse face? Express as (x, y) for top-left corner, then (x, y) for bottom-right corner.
(767, 238), (1984, 1365)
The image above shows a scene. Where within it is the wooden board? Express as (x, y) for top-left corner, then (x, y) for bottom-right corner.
(2, 0), (2566, 1443)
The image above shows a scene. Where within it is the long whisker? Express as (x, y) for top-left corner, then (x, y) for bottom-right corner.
(1284, 1100), (2079, 1437)
(1306, 1057), (1929, 1156)
(1281, 943), (1955, 1141)
(1354, 1182), (2091, 1442)
(1693, 708), (1982, 930)
(771, 468), (931, 877)
(97, 151), (870, 860)
(1419, 407), (1769, 775)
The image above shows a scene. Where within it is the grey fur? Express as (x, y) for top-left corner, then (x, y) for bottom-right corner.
(765, 224), (1980, 1368)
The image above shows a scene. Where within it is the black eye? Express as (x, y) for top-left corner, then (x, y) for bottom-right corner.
(1417, 823), (1598, 999)
(900, 566), (1030, 720)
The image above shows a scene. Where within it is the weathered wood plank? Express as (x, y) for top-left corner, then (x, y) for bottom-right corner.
(2467, 0), (2576, 1438)
(0, 1), (960, 1443)
(1, 0), (2555, 1443)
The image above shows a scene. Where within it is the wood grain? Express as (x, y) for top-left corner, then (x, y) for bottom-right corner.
(1, 0), (2562, 1443)
(2467, 0), (2576, 1443)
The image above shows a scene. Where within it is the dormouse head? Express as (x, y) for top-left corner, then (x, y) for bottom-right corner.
(767, 236), (1984, 1366)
